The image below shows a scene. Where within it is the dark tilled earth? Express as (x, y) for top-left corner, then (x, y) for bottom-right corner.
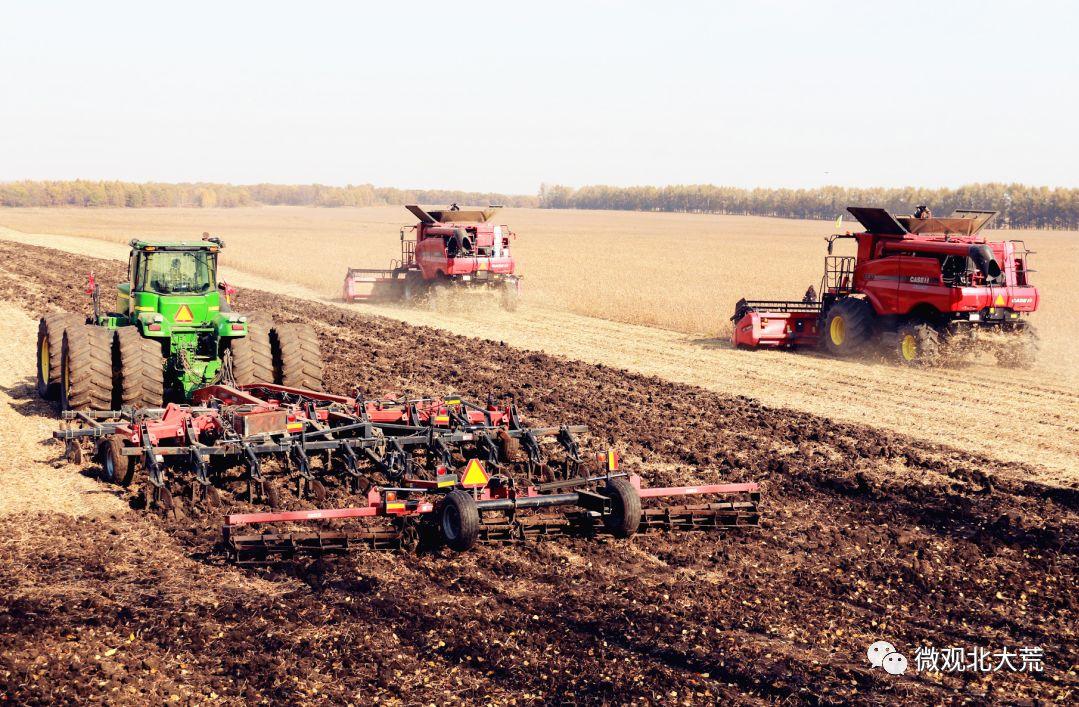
(0, 242), (1075, 705)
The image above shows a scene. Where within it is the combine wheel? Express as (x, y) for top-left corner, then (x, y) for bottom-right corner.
(60, 325), (115, 411)
(440, 490), (480, 551)
(500, 280), (519, 312)
(271, 323), (325, 390)
(823, 298), (874, 357)
(36, 313), (82, 400)
(98, 435), (136, 486)
(229, 313), (274, 386)
(895, 323), (941, 367)
(601, 478), (642, 538)
(115, 327), (165, 408)
(427, 281), (451, 312)
(402, 273), (423, 305)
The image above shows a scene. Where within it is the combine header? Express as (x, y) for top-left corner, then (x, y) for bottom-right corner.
(343, 205), (521, 311)
(55, 383), (760, 563)
(732, 207), (1040, 366)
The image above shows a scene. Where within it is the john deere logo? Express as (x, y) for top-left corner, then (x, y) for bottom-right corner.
(174, 304), (194, 323)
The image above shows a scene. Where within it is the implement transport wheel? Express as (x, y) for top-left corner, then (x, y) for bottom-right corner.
(271, 323), (325, 390)
(601, 478), (642, 538)
(229, 313), (275, 386)
(115, 327), (165, 408)
(37, 313), (82, 401)
(98, 435), (136, 486)
(895, 322), (941, 367)
(823, 298), (874, 357)
(61, 325), (115, 411)
(440, 490), (480, 552)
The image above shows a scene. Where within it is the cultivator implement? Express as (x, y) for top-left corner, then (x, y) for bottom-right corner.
(55, 383), (760, 563)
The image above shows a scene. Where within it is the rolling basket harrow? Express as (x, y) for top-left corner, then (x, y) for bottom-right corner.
(55, 383), (760, 564)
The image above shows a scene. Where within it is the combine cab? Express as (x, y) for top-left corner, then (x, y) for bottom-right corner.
(344, 205), (521, 311)
(56, 383), (761, 559)
(732, 207), (1040, 366)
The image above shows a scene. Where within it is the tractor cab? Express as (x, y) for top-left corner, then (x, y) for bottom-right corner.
(119, 239), (225, 329)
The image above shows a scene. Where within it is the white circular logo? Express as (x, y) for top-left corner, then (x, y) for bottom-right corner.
(882, 652), (908, 675)
(867, 641), (897, 668)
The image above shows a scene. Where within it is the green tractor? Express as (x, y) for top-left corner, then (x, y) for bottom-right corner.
(36, 236), (324, 411)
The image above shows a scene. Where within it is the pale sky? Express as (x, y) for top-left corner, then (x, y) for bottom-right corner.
(1, 0), (1076, 193)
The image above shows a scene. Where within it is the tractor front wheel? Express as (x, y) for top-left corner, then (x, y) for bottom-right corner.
(115, 327), (165, 408)
(823, 298), (874, 357)
(37, 312), (83, 401)
(895, 322), (941, 367)
(271, 323), (325, 390)
(60, 325), (115, 411)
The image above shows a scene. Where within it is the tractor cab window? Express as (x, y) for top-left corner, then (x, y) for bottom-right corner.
(136, 251), (216, 295)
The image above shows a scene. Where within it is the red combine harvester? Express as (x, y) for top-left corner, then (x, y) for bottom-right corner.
(56, 382), (760, 563)
(732, 207), (1040, 366)
(343, 204), (521, 311)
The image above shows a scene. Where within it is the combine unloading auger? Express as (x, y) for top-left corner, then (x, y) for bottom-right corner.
(55, 383), (760, 564)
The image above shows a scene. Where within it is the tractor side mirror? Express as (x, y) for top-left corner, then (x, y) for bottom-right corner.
(827, 238), (834, 255)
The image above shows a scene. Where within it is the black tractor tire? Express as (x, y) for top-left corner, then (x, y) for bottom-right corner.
(601, 478), (642, 538)
(115, 327), (165, 408)
(97, 434), (136, 486)
(996, 325), (1039, 369)
(271, 323), (325, 390)
(500, 281), (519, 312)
(37, 312), (83, 400)
(60, 325), (115, 411)
(895, 322), (942, 367)
(823, 298), (875, 356)
(230, 313), (274, 386)
(440, 490), (480, 551)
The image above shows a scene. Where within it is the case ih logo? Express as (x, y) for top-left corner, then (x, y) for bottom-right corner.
(907, 276), (932, 284)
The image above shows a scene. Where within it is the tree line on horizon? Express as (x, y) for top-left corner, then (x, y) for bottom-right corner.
(1, 179), (1076, 229)
(0, 180), (539, 210)
(538, 183), (1079, 229)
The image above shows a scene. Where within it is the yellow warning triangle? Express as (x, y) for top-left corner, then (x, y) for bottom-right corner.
(994, 294), (1005, 306)
(175, 304), (194, 322)
(461, 459), (489, 487)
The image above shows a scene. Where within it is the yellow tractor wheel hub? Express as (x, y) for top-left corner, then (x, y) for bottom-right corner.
(829, 316), (845, 346)
(901, 334), (917, 361)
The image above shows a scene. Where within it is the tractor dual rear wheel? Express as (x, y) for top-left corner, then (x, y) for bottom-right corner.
(823, 298), (875, 357)
(60, 325), (115, 411)
(36, 312), (84, 400)
(229, 313), (274, 386)
(271, 323), (324, 390)
(115, 327), (165, 408)
(895, 323), (942, 367)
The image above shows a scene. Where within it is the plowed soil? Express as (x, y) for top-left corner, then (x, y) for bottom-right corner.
(0, 241), (1075, 705)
